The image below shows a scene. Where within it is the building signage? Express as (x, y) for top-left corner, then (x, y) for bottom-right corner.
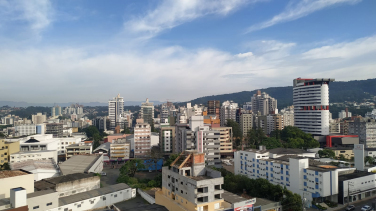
(235, 204), (253, 211)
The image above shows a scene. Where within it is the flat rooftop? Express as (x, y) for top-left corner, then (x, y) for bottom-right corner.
(254, 197), (279, 207)
(59, 155), (101, 175)
(11, 150), (56, 154)
(222, 190), (249, 204)
(35, 173), (97, 190)
(11, 159), (58, 171)
(59, 183), (130, 206)
(28, 189), (56, 198)
(187, 175), (212, 181)
(338, 171), (374, 181)
(0, 170), (28, 179)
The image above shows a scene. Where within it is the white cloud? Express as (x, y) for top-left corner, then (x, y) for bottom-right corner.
(246, 0), (361, 33)
(1, 35), (375, 103)
(0, 0), (53, 33)
(124, 0), (258, 37)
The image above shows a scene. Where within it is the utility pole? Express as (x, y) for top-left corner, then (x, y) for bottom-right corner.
(348, 181), (354, 206)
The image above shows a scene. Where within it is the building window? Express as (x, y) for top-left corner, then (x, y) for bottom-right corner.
(77, 204), (81, 208)
(33, 206), (39, 209)
(114, 194), (117, 197)
(47, 203), (52, 206)
(103, 196), (106, 200)
(64, 208), (68, 211)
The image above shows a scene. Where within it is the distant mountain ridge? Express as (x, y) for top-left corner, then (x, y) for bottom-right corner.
(0, 100), (164, 107)
(181, 78), (376, 109)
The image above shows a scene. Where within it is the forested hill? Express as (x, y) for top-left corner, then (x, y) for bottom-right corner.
(182, 78), (376, 109)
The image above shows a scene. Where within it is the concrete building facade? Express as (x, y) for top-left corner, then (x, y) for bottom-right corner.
(108, 94), (124, 130)
(140, 98), (154, 125)
(240, 113), (253, 137)
(156, 151), (224, 211)
(349, 118), (376, 148)
(160, 126), (175, 153)
(251, 90), (277, 116)
(134, 119), (151, 158)
(293, 78), (334, 136)
(110, 139), (130, 161)
(220, 101), (238, 126)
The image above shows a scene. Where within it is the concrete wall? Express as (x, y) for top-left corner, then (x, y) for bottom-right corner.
(138, 189), (155, 204)
(27, 191), (59, 211)
(10, 151), (57, 163)
(55, 175), (100, 197)
(0, 173), (34, 199)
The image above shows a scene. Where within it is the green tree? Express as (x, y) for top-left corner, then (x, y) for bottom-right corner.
(122, 127), (132, 134)
(259, 137), (282, 149)
(318, 149), (335, 158)
(0, 132), (6, 138)
(226, 119), (242, 148)
(0, 162), (11, 170)
(120, 159), (145, 177)
(365, 156), (375, 166)
(338, 154), (346, 161)
(164, 154), (179, 167)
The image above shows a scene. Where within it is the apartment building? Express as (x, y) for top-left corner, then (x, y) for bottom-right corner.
(240, 113), (253, 137)
(134, 119), (151, 158)
(140, 98), (154, 125)
(349, 118), (376, 148)
(156, 151), (224, 211)
(31, 113), (47, 124)
(251, 90), (277, 115)
(0, 140), (19, 165)
(46, 123), (63, 138)
(293, 78), (334, 135)
(110, 139), (130, 161)
(160, 126), (175, 153)
(14, 124), (36, 137)
(66, 142), (92, 159)
(220, 101), (238, 126)
(216, 127), (233, 155)
(108, 94), (124, 130)
(51, 105), (62, 117)
(280, 106), (294, 127)
(208, 100), (220, 119)
(339, 109), (352, 119)
(234, 147), (343, 207)
(10, 150), (57, 163)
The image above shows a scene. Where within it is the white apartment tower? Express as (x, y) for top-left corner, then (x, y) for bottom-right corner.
(220, 101), (238, 126)
(108, 94), (124, 130)
(134, 119), (151, 158)
(140, 98), (154, 125)
(251, 90), (277, 115)
(293, 78), (334, 135)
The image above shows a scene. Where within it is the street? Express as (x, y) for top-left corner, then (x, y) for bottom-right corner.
(337, 197), (376, 211)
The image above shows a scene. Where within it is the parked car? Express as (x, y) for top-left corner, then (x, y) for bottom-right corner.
(346, 205), (355, 211)
(361, 205), (372, 211)
(100, 172), (107, 176)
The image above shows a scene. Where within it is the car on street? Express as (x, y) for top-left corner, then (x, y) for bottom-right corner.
(346, 205), (355, 211)
(361, 205), (372, 211)
(100, 172), (107, 176)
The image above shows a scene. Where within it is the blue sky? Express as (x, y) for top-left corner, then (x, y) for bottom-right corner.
(0, 0), (375, 103)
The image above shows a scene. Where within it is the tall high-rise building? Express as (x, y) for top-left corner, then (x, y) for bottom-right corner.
(51, 105), (61, 117)
(108, 94), (124, 130)
(140, 98), (154, 125)
(134, 119), (151, 158)
(32, 113), (47, 124)
(220, 101), (238, 126)
(349, 118), (376, 148)
(280, 106), (294, 127)
(240, 113), (253, 137)
(207, 100), (220, 118)
(251, 90), (277, 115)
(293, 78), (334, 135)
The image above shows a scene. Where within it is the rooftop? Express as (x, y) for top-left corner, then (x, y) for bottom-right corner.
(59, 155), (102, 175)
(27, 189), (56, 198)
(59, 183), (130, 206)
(34, 173), (97, 191)
(222, 190), (249, 204)
(254, 197), (279, 207)
(338, 171), (374, 181)
(11, 159), (58, 171)
(0, 170), (29, 179)
(93, 142), (111, 152)
(187, 175), (212, 181)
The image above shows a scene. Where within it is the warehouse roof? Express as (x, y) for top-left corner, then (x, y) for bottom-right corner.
(59, 183), (130, 206)
(59, 155), (102, 175)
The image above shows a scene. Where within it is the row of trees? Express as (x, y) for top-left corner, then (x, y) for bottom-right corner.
(226, 118), (320, 150)
(80, 125), (107, 149)
(215, 168), (303, 211)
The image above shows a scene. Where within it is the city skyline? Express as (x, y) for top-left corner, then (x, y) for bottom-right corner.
(0, 0), (375, 103)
